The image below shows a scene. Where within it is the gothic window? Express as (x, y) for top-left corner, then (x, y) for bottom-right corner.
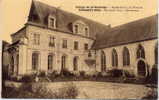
(137, 44), (145, 59)
(112, 49), (118, 67)
(33, 33), (40, 45)
(32, 52), (39, 70)
(73, 56), (78, 71)
(123, 47), (130, 66)
(48, 54), (53, 70)
(101, 51), (106, 72)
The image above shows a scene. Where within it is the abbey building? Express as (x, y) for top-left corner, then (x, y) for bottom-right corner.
(6, 0), (158, 77)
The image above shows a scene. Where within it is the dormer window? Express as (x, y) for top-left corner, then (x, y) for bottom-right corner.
(73, 20), (89, 37)
(85, 27), (88, 36)
(48, 16), (56, 29)
(74, 25), (78, 33)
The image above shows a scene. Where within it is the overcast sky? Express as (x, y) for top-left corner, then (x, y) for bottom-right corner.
(0, 0), (157, 43)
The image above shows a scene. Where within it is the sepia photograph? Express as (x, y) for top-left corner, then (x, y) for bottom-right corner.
(0, 0), (158, 99)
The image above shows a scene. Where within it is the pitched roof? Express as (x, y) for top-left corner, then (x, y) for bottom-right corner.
(92, 15), (158, 49)
(28, 0), (110, 39)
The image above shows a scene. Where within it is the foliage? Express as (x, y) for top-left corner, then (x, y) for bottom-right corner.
(2, 82), (79, 99)
(108, 69), (123, 77)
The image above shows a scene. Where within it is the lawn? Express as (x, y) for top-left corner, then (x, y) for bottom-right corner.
(47, 81), (156, 99)
(3, 81), (157, 99)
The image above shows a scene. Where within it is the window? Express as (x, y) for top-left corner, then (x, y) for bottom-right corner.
(33, 34), (40, 45)
(84, 43), (88, 50)
(155, 43), (158, 64)
(49, 17), (56, 28)
(74, 41), (78, 50)
(101, 51), (106, 72)
(112, 49), (118, 67)
(62, 39), (67, 48)
(88, 51), (92, 57)
(85, 27), (88, 36)
(74, 25), (78, 33)
(123, 47), (130, 66)
(137, 44), (145, 59)
(73, 56), (78, 71)
(61, 55), (67, 70)
(48, 54), (53, 70)
(49, 36), (55, 47)
(32, 52), (39, 70)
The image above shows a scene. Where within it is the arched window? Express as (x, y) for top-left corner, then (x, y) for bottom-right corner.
(137, 44), (145, 59)
(101, 51), (106, 71)
(112, 49), (118, 67)
(155, 43), (158, 64)
(61, 55), (67, 70)
(32, 52), (39, 70)
(123, 47), (130, 66)
(73, 56), (78, 71)
(48, 54), (53, 70)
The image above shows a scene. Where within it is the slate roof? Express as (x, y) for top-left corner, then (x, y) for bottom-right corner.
(28, 0), (110, 39)
(28, 1), (158, 50)
(92, 15), (158, 49)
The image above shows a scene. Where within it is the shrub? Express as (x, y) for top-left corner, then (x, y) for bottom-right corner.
(142, 88), (157, 99)
(109, 69), (123, 77)
(123, 70), (135, 78)
(61, 68), (73, 77)
(21, 74), (36, 82)
(38, 70), (47, 77)
(3, 82), (79, 99)
(80, 71), (86, 77)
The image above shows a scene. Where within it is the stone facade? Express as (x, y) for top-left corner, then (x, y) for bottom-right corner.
(6, 1), (158, 77)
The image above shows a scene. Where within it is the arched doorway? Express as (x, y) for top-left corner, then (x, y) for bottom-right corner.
(137, 60), (146, 76)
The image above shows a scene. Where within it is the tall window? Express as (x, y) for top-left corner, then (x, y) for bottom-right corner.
(137, 44), (145, 59)
(74, 41), (79, 50)
(48, 54), (53, 70)
(49, 18), (56, 28)
(49, 36), (55, 47)
(33, 34), (40, 45)
(101, 51), (106, 72)
(112, 49), (118, 67)
(155, 43), (158, 64)
(85, 28), (88, 36)
(84, 43), (88, 50)
(73, 56), (78, 71)
(62, 39), (67, 48)
(61, 55), (66, 70)
(123, 47), (130, 66)
(32, 52), (39, 70)
(74, 25), (78, 33)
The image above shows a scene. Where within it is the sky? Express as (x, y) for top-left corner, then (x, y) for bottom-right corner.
(0, 0), (157, 43)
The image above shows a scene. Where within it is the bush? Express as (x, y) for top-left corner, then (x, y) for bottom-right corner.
(123, 70), (135, 78)
(3, 82), (79, 99)
(79, 71), (86, 77)
(21, 74), (36, 82)
(61, 68), (74, 77)
(146, 64), (158, 84)
(38, 70), (47, 77)
(109, 69), (123, 77)
(142, 88), (157, 99)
